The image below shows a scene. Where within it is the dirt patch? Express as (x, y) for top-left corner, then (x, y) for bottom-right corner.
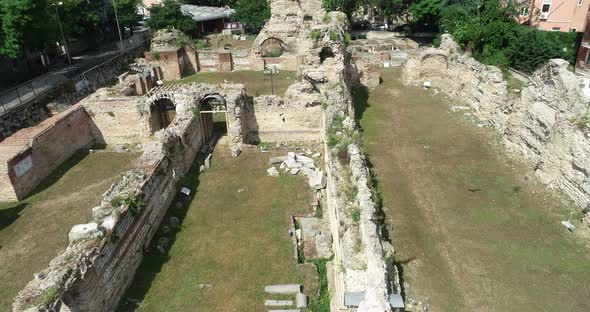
(358, 68), (590, 311)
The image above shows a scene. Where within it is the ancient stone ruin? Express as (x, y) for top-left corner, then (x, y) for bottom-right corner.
(5, 1), (399, 311)
(403, 34), (590, 215)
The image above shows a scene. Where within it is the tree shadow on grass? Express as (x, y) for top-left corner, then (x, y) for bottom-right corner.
(117, 159), (203, 312)
(0, 203), (28, 231)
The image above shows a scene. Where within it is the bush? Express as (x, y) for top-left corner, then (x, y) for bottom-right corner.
(329, 30), (339, 41)
(344, 32), (351, 45)
(310, 30), (322, 41)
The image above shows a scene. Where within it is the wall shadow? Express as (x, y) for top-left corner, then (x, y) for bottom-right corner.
(351, 86), (369, 123)
(25, 149), (91, 199)
(117, 150), (211, 311)
(0, 203), (28, 231)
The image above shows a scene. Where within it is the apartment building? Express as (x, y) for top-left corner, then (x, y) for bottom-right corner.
(519, 0), (590, 32)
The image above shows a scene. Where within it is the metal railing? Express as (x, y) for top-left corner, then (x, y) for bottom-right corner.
(0, 37), (150, 116)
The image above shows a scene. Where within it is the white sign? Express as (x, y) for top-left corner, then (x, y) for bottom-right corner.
(14, 154), (33, 177)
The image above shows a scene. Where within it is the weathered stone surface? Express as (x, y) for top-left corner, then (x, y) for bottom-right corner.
(267, 166), (280, 177)
(68, 223), (102, 242)
(403, 35), (590, 210)
(264, 284), (301, 294)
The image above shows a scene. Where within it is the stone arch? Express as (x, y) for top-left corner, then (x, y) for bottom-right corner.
(320, 47), (335, 64)
(420, 52), (449, 69)
(260, 37), (286, 57)
(149, 98), (177, 132)
(199, 94), (227, 112)
(197, 93), (229, 144)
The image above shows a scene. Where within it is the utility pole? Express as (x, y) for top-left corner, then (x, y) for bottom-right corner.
(55, 2), (72, 66)
(264, 65), (279, 95)
(113, 0), (124, 50)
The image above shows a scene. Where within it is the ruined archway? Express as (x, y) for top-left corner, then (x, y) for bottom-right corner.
(149, 98), (177, 133)
(198, 94), (228, 144)
(320, 47), (335, 64)
(260, 37), (285, 57)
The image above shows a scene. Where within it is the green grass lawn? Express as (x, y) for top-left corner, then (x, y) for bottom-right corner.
(357, 68), (590, 311)
(0, 150), (137, 311)
(123, 146), (315, 312)
(173, 70), (297, 96)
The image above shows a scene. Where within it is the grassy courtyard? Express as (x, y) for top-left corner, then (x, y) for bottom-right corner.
(357, 68), (590, 311)
(0, 150), (138, 311)
(174, 70), (297, 96)
(123, 146), (316, 311)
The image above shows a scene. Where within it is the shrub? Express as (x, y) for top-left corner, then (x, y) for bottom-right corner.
(343, 32), (351, 45)
(322, 14), (330, 23)
(329, 30), (339, 41)
(310, 30), (322, 41)
(351, 207), (361, 223)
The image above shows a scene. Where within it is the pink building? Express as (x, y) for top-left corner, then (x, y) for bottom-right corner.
(143, 0), (163, 8)
(519, 0), (590, 32)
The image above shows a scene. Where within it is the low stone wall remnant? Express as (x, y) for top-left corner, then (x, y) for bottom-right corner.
(403, 34), (590, 211)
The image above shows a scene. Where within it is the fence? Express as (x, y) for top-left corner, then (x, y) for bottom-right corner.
(0, 38), (150, 116)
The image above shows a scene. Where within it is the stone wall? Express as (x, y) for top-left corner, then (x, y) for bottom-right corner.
(0, 106), (95, 201)
(82, 90), (151, 146)
(12, 96), (207, 312)
(244, 95), (323, 142)
(286, 7), (397, 310)
(402, 34), (590, 210)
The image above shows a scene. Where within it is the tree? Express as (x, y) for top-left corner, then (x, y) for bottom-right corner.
(146, 0), (196, 35)
(233, 0), (270, 34)
(322, 0), (363, 17)
(113, 0), (142, 32)
(0, 0), (52, 58)
(408, 0), (443, 25)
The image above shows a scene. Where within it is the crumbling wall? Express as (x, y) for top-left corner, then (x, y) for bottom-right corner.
(82, 89), (151, 146)
(253, 0), (327, 70)
(282, 7), (396, 310)
(0, 105), (95, 201)
(244, 95), (322, 142)
(403, 35), (509, 125)
(12, 105), (204, 312)
(402, 34), (590, 210)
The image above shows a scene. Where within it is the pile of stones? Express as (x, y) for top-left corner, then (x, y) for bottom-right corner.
(267, 152), (326, 190)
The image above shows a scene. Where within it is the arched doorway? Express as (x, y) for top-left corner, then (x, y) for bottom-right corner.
(198, 94), (228, 144)
(150, 98), (177, 132)
(260, 37), (285, 57)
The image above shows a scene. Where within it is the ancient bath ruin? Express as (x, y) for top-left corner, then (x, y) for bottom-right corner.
(2, 0), (590, 312)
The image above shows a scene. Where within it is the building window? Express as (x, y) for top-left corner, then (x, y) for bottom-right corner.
(570, 28), (577, 32)
(520, 7), (529, 16)
(552, 27), (561, 31)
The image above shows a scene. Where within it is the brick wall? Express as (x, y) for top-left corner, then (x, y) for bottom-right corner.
(0, 105), (95, 201)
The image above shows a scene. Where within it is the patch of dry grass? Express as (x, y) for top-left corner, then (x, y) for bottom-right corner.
(0, 150), (138, 311)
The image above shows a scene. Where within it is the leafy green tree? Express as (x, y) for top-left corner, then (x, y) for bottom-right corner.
(322, 0), (362, 17)
(146, 0), (196, 35)
(58, 0), (104, 47)
(114, 0), (142, 32)
(0, 0), (52, 58)
(233, 0), (270, 34)
(408, 0), (443, 25)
